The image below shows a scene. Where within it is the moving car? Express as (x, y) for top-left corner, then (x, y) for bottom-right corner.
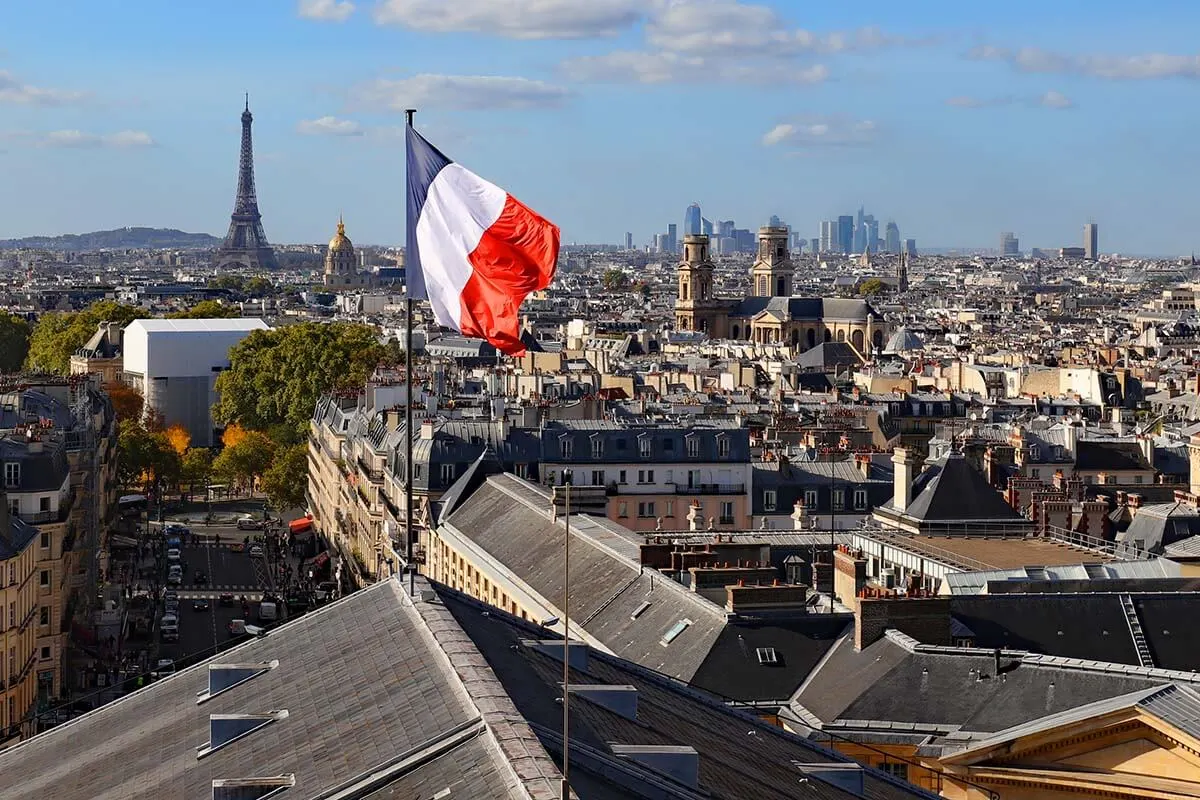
(193, 572), (208, 586)
(247, 544), (264, 558)
(236, 517), (263, 531)
(218, 592), (235, 607)
(192, 598), (210, 612)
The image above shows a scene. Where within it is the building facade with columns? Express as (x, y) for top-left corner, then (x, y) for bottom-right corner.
(675, 226), (886, 353)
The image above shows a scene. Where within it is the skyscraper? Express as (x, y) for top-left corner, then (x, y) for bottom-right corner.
(853, 206), (866, 253)
(1084, 223), (1098, 259)
(667, 223), (678, 253)
(701, 217), (713, 236)
(1000, 231), (1019, 256)
(768, 214), (783, 228)
(837, 215), (854, 254)
(903, 239), (917, 257)
(215, 96), (278, 270)
(884, 221), (901, 254)
(819, 221), (837, 253)
(810, 238), (820, 255)
(863, 215), (879, 253)
(624, 232), (633, 250)
(683, 203), (702, 236)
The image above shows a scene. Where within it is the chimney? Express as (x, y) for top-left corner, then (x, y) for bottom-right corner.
(420, 419), (435, 440)
(791, 499), (808, 530)
(687, 501), (703, 532)
(1137, 434), (1154, 470)
(1063, 421), (1078, 458)
(891, 447), (915, 512)
(1190, 434), (1200, 496)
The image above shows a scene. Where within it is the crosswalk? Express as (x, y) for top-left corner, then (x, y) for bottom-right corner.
(174, 590), (264, 601)
(183, 583), (260, 591)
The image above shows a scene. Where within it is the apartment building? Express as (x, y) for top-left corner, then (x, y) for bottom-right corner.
(0, 497), (38, 745)
(538, 419), (753, 531)
(0, 376), (116, 736)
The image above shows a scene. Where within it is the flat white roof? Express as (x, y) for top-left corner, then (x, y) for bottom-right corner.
(125, 318), (270, 333)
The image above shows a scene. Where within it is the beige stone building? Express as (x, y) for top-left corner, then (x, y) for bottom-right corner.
(675, 226), (885, 352)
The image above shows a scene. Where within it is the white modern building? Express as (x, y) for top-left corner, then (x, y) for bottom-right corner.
(122, 318), (270, 446)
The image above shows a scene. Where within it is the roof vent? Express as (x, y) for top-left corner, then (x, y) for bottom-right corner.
(521, 639), (589, 670)
(198, 711), (289, 759)
(197, 661), (279, 704)
(612, 745), (699, 788)
(211, 775), (296, 800)
(568, 684), (638, 720)
(795, 763), (864, 796)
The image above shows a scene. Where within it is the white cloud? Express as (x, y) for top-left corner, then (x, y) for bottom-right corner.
(561, 49), (828, 85)
(298, 0), (355, 21)
(968, 44), (1200, 80)
(372, 0), (642, 39)
(761, 115), (877, 148)
(39, 129), (156, 148)
(350, 74), (570, 111)
(297, 115), (364, 136)
(1038, 90), (1074, 109)
(0, 70), (87, 106)
(944, 91), (1073, 110)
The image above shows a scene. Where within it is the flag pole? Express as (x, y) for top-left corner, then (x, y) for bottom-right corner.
(405, 107), (417, 597)
(561, 477), (571, 800)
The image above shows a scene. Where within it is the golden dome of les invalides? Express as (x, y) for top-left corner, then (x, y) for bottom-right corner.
(328, 217), (353, 253)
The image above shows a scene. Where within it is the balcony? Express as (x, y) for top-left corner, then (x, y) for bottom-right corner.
(17, 607), (37, 634)
(356, 457), (384, 483)
(16, 489), (77, 525)
(9, 653), (36, 688)
(672, 483), (746, 496)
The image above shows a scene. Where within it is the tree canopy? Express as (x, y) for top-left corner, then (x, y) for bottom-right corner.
(117, 421), (181, 493)
(104, 382), (144, 422)
(213, 322), (384, 438)
(212, 430), (275, 492)
(25, 301), (148, 374)
(167, 300), (240, 319)
(260, 443), (308, 511)
(0, 314), (31, 373)
(858, 278), (886, 297)
(601, 269), (629, 291)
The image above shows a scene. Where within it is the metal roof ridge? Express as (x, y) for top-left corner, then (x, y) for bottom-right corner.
(1020, 652), (1200, 683)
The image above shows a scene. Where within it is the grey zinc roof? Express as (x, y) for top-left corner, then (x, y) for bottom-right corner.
(0, 578), (559, 800)
(898, 453), (1023, 522)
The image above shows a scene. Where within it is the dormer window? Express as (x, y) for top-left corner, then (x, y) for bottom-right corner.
(717, 436), (730, 459)
(686, 437), (700, 459)
(1029, 445), (1040, 461)
(3, 463), (17, 489)
(591, 438), (604, 459)
(560, 437), (573, 459)
(639, 436), (652, 458)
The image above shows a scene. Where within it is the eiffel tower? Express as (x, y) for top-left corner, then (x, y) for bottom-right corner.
(214, 96), (278, 270)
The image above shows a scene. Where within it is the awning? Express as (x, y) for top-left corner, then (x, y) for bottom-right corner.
(109, 535), (138, 549)
(311, 551), (330, 570)
(289, 516), (313, 534)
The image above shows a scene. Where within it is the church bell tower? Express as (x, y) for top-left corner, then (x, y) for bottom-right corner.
(675, 234), (725, 336)
(750, 226), (792, 297)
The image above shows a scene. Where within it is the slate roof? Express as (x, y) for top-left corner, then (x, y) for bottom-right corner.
(1134, 595), (1200, 671)
(899, 453), (1023, 522)
(795, 342), (865, 372)
(437, 585), (938, 800)
(727, 296), (881, 322)
(793, 632), (1198, 737)
(0, 578), (563, 800)
(1074, 440), (1152, 471)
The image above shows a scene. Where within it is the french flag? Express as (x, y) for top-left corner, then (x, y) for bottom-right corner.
(406, 125), (559, 357)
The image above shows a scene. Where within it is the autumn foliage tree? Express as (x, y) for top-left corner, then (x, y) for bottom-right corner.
(103, 382), (144, 422)
(164, 424), (191, 455)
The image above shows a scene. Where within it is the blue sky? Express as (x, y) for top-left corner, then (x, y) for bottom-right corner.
(2, 0), (1200, 255)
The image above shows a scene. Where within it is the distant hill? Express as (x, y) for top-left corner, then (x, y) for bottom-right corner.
(0, 227), (223, 251)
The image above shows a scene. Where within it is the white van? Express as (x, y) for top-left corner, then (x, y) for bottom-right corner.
(160, 614), (179, 642)
(258, 601), (277, 622)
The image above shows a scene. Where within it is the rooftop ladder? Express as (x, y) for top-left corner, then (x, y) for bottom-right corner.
(1119, 593), (1154, 668)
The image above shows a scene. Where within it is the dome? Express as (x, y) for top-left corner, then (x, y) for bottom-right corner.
(328, 218), (353, 253)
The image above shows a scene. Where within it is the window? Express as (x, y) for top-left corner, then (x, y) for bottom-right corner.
(7, 603), (12, 628)
(804, 489), (818, 509)
(440, 463), (456, 484)
(39, 496), (50, 513)
(638, 469), (654, 484)
(832, 490), (845, 511)
(618, 470), (627, 484)
(39, 532), (50, 550)
(763, 490), (777, 511)
(717, 437), (730, 458)
(880, 762), (909, 781)
(1030, 468), (1041, 478)
(953, 637), (975, 648)
(664, 500), (675, 517)
(854, 489), (867, 510)
(663, 439), (674, 452)
(559, 438), (573, 459)
(514, 463), (529, 479)
(1135, 475), (1144, 484)
(639, 437), (652, 458)
(617, 502), (628, 518)
(686, 438), (700, 458)
(545, 470), (556, 485)
(591, 470), (605, 486)
(3, 463), (18, 488)
(39, 570), (49, 588)
(7, 500), (15, 518)
(756, 647), (779, 665)
(591, 438), (603, 459)
(1029, 445), (1040, 461)
(39, 647), (50, 660)
(661, 618), (693, 646)
(39, 607), (48, 626)
(720, 501), (734, 524)
(637, 501), (655, 518)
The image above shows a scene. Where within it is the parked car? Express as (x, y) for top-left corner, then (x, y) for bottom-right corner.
(155, 658), (175, 673)
(163, 590), (178, 604)
(166, 548), (181, 563)
(167, 568), (182, 586)
(160, 614), (179, 642)
(192, 599), (210, 612)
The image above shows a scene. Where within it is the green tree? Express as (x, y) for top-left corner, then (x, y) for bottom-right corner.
(212, 431), (276, 494)
(181, 447), (215, 500)
(245, 277), (273, 297)
(601, 269), (629, 291)
(0, 314), (31, 373)
(25, 301), (148, 374)
(207, 275), (246, 292)
(167, 300), (240, 319)
(261, 444), (308, 511)
(117, 421), (181, 493)
(858, 278), (886, 296)
(213, 322), (385, 439)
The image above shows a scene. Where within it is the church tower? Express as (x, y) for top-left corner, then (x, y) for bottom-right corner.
(675, 234), (725, 336)
(750, 226), (792, 297)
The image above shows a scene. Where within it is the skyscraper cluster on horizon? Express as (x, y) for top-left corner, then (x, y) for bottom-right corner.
(999, 222), (1099, 260)
(633, 204), (818, 256)
(818, 206), (912, 257)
